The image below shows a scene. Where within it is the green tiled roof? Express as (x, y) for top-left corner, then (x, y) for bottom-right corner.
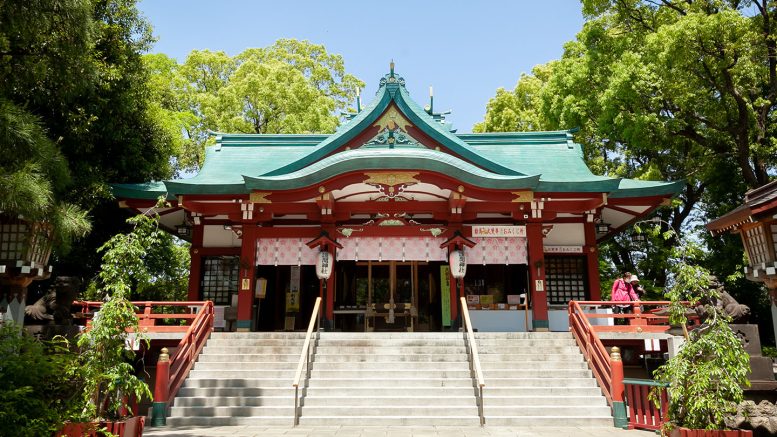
(112, 69), (682, 199)
(244, 149), (540, 191)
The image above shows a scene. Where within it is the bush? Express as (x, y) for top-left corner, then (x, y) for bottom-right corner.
(0, 323), (83, 437)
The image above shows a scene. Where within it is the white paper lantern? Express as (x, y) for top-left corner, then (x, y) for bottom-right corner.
(449, 250), (467, 279)
(316, 251), (333, 279)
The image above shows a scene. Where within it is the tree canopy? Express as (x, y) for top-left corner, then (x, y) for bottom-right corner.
(476, 0), (776, 340)
(1, 0), (178, 279)
(146, 39), (364, 173)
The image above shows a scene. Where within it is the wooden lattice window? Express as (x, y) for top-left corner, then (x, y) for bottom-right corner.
(744, 225), (769, 265)
(201, 256), (239, 305)
(545, 256), (588, 304)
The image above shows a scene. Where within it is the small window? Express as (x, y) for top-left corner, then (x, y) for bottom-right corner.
(201, 256), (239, 305)
(545, 256), (588, 304)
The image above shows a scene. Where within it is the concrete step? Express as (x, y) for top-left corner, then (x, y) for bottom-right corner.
(173, 396), (293, 407)
(308, 361), (472, 370)
(478, 353), (584, 362)
(165, 416), (294, 427)
(299, 406), (479, 417)
(481, 386), (603, 397)
(484, 405), (612, 417)
(482, 377), (598, 388)
(305, 378), (475, 388)
(209, 332), (307, 339)
(313, 354), (471, 363)
(188, 369), (297, 378)
(196, 353), (301, 363)
(182, 378), (294, 388)
(303, 387), (477, 397)
(308, 369), (473, 379)
(169, 406), (294, 417)
(301, 396), (476, 407)
(474, 332), (574, 339)
(318, 333), (465, 339)
(177, 387), (295, 397)
(193, 361), (302, 370)
(481, 395), (607, 406)
(484, 416), (614, 426)
(480, 369), (592, 378)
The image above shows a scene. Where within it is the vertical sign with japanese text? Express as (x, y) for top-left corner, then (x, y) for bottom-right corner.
(440, 265), (451, 327)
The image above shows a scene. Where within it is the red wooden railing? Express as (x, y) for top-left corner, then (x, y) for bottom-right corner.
(73, 300), (211, 333)
(73, 300), (214, 425)
(162, 301), (214, 405)
(623, 378), (669, 431)
(569, 300), (615, 404)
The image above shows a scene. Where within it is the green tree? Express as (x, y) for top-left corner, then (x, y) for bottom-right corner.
(0, 0), (177, 279)
(0, 325), (83, 436)
(147, 39), (364, 172)
(476, 1), (777, 315)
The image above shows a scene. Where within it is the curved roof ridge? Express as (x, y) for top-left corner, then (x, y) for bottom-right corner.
(243, 148), (540, 191)
(262, 74), (524, 178)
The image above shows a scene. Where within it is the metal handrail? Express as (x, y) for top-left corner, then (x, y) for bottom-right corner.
(460, 297), (485, 426)
(292, 297), (322, 426)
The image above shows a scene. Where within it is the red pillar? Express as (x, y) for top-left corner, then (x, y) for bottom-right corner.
(527, 223), (549, 330)
(187, 224), (204, 301)
(236, 224), (257, 331)
(584, 222), (602, 300)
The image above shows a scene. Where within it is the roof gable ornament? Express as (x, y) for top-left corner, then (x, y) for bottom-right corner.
(379, 59), (406, 89)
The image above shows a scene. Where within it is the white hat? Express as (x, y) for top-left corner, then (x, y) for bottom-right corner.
(630, 275), (640, 282)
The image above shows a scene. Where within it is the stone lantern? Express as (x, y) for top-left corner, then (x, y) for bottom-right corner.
(707, 180), (777, 343)
(0, 214), (54, 327)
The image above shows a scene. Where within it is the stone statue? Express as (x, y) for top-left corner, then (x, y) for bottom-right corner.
(25, 276), (82, 325)
(695, 277), (750, 323)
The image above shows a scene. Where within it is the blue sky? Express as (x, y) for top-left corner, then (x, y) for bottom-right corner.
(138, 1), (585, 133)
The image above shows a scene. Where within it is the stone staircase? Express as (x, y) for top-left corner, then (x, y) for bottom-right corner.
(298, 332), (479, 425)
(164, 331), (612, 427)
(166, 332), (304, 426)
(475, 332), (612, 426)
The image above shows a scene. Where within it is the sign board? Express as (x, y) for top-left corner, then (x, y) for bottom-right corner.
(286, 291), (300, 313)
(544, 245), (584, 254)
(440, 265), (451, 327)
(255, 277), (267, 299)
(471, 225), (526, 238)
(241, 278), (250, 291)
(535, 280), (545, 292)
(290, 266), (301, 293)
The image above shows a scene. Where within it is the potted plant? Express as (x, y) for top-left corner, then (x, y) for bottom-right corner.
(58, 209), (167, 436)
(650, 242), (752, 436)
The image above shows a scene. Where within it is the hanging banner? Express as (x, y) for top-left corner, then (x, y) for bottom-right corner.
(255, 277), (267, 299)
(286, 266), (301, 313)
(440, 265), (451, 327)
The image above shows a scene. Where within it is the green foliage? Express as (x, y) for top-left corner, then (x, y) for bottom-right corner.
(0, 0), (177, 278)
(0, 324), (83, 436)
(146, 39), (364, 173)
(476, 1), (777, 310)
(650, 237), (750, 431)
(0, 97), (91, 248)
(762, 346), (777, 358)
(75, 207), (175, 421)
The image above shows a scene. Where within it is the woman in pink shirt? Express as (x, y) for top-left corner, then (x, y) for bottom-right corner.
(611, 272), (639, 323)
(612, 272), (639, 302)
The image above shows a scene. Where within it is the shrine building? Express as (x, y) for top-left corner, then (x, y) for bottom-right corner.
(113, 66), (682, 333)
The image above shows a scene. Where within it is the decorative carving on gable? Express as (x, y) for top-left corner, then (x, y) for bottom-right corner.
(363, 172), (420, 187)
(511, 191), (534, 203)
(249, 192), (272, 203)
(373, 106), (413, 132)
